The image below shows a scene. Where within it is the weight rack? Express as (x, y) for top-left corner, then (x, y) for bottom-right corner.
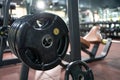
(0, 0), (20, 66)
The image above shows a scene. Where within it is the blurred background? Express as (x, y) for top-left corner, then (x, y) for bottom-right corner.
(0, 0), (120, 23)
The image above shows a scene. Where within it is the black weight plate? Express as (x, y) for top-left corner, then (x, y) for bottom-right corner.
(13, 15), (33, 57)
(27, 13), (69, 58)
(8, 15), (33, 57)
(8, 16), (22, 55)
(15, 13), (69, 70)
(8, 20), (22, 56)
(65, 60), (94, 80)
(8, 18), (22, 56)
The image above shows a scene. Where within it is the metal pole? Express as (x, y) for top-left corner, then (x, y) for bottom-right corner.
(3, 0), (11, 27)
(0, 0), (10, 66)
(20, 63), (29, 80)
(67, 0), (81, 61)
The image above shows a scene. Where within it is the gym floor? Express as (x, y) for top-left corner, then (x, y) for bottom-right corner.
(0, 40), (120, 80)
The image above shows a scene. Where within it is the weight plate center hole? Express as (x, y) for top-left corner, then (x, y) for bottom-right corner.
(42, 35), (53, 48)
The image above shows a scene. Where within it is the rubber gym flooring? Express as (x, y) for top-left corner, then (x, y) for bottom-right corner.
(0, 40), (120, 80)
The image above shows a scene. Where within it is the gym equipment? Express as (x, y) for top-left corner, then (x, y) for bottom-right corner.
(82, 26), (112, 62)
(14, 12), (94, 79)
(0, 0), (20, 66)
(64, 1), (95, 79)
(20, 63), (29, 80)
(8, 0), (94, 79)
(0, 1), (16, 26)
(8, 12), (69, 70)
(80, 22), (120, 39)
(0, 16), (17, 26)
(0, 1), (16, 18)
(0, 1), (16, 9)
(64, 26), (112, 63)
(64, 60), (94, 80)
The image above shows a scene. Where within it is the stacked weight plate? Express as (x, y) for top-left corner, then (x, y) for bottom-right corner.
(8, 12), (69, 70)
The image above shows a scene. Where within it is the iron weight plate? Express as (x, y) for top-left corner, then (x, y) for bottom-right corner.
(9, 13), (69, 70)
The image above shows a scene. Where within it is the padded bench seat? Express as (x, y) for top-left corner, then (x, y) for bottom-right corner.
(80, 26), (103, 48)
